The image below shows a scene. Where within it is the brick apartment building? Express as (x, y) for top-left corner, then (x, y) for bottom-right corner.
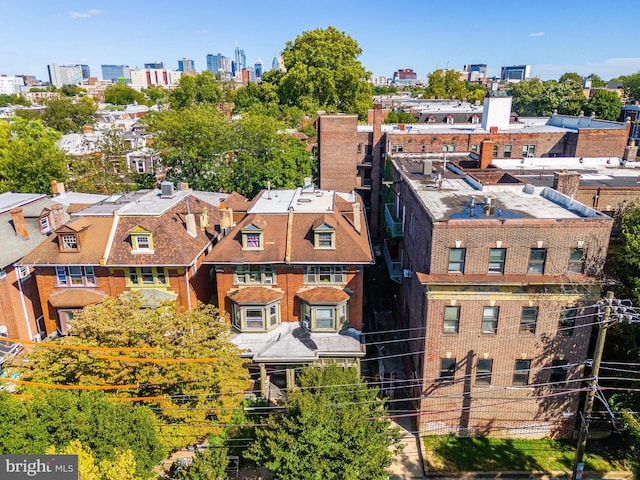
(203, 184), (373, 398)
(19, 183), (228, 336)
(384, 158), (612, 437)
(317, 92), (632, 240)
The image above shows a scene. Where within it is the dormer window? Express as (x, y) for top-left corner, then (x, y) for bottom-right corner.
(241, 224), (264, 250)
(130, 226), (154, 253)
(313, 220), (336, 250)
(61, 234), (78, 250)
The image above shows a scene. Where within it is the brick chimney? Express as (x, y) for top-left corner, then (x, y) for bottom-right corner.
(51, 204), (65, 228)
(10, 207), (29, 239)
(219, 202), (234, 233)
(479, 140), (494, 169)
(553, 170), (580, 198)
(352, 201), (361, 234)
(51, 180), (65, 196)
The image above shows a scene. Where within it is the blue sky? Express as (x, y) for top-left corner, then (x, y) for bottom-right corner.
(1, 0), (639, 82)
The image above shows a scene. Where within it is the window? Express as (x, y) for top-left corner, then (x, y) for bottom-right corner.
(448, 248), (465, 273)
(304, 266), (345, 284)
(300, 301), (349, 332)
(504, 144), (512, 158)
(246, 233), (261, 248)
(550, 359), (568, 385)
(471, 116), (480, 124)
(488, 248), (506, 274)
(471, 144), (479, 153)
(513, 359), (531, 386)
(234, 265), (276, 285)
(528, 248), (546, 274)
(476, 359), (493, 385)
(519, 307), (538, 334)
(135, 160), (145, 173)
(39, 215), (51, 233)
(127, 267), (168, 287)
(17, 265), (30, 279)
(559, 308), (576, 336)
(439, 358), (456, 383)
(57, 309), (81, 336)
(443, 306), (460, 334)
(232, 302), (281, 332)
(132, 234), (152, 251)
(522, 144), (536, 157)
(241, 224), (263, 250)
(313, 224), (335, 249)
(55, 266), (97, 287)
(357, 143), (362, 154)
(481, 306), (499, 334)
(568, 248), (585, 274)
(446, 116), (454, 124)
(493, 144), (499, 158)
(61, 234), (78, 250)
(443, 144), (455, 152)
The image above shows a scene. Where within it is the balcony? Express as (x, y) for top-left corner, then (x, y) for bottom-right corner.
(383, 238), (402, 284)
(384, 203), (404, 238)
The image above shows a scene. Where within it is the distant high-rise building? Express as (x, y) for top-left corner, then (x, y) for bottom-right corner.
(101, 64), (131, 82)
(271, 56), (286, 73)
(206, 54), (218, 73)
(78, 64), (90, 79)
(254, 60), (263, 79)
(463, 64), (487, 82)
(206, 53), (232, 77)
(144, 62), (164, 69)
(272, 56), (279, 71)
(234, 44), (246, 73)
(500, 65), (530, 82)
(178, 58), (195, 74)
(0, 76), (22, 95)
(130, 68), (182, 87)
(48, 63), (83, 87)
(393, 68), (418, 85)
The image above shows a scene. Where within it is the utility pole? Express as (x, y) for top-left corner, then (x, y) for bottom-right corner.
(571, 291), (613, 480)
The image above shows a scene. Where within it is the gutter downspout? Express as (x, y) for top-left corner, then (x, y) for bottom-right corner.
(285, 207), (294, 265)
(15, 266), (34, 340)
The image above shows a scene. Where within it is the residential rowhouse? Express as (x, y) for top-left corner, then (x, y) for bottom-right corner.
(203, 184), (374, 398)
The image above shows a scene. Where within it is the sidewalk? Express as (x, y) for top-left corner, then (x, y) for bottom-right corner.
(388, 417), (425, 479)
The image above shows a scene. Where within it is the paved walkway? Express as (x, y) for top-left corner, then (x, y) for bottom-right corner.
(388, 417), (426, 479)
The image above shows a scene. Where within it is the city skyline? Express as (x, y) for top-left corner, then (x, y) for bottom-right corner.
(1, 0), (639, 82)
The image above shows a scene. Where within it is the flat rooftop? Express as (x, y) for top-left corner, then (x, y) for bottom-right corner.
(248, 187), (340, 214)
(394, 157), (608, 221)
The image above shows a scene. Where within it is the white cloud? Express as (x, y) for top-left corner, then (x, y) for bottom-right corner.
(197, 29), (209, 34)
(532, 57), (640, 80)
(68, 9), (102, 19)
(529, 32), (545, 37)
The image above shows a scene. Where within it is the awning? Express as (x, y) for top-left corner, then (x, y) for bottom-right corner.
(297, 287), (350, 304)
(48, 289), (107, 308)
(228, 287), (284, 305)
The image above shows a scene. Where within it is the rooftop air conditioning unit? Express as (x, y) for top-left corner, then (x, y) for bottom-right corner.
(302, 320), (310, 331)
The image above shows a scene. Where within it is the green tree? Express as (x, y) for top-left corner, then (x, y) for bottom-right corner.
(178, 448), (229, 480)
(103, 84), (146, 105)
(42, 96), (97, 133)
(0, 94), (30, 107)
(509, 78), (545, 116)
(620, 72), (640, 102)
(0, 391), (164, 478)
(169, 71), (222, 109)
(60, 84), (86, 97)
(586, 73), (607, 88)
(144, 108), (315, 195)
(584, 89), (622, 120)
(14, 293), (250, 451)
(143, 84), (168, 104)
(510, 79), (584, 116)
(0, 117), (68, 193)
(384, 110), (415, 124)
(277, 26), (373, 119)
(246, 365), (402, 480)
(67, 129), (130, 194)
(558, 72), (583, 85)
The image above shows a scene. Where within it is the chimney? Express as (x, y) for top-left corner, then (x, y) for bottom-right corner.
(185, 213), (197, 237)
(51, 180), (65, 196)
(422, 159), (433, 176)
(373, 103), (383, 140)
(10, 208), (29, 239)
(479, 140), (494, 169)
(353, 202), (361, 234)
(219, 204), (234, 232)
(83, 125), (93, 134)
(51, 204), (65, 228)
(178, 182), (190, 191)
(553, 170), (580, 198)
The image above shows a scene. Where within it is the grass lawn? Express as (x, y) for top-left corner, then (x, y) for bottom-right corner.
(422, 436), (630, 472)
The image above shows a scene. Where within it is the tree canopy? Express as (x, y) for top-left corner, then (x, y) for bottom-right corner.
(384, 110), (416, 124)
(144, 107), (315, 196)
(13, 293), (250, 451)
(276, 26), (373, 119)
(619, 72), (640, 102)
(103, 84), (146, 106)
(509, 78), (585, 117)
(169, 71), (223, 109)
(0, 117), (68, 193)
(584, 89), (622, 121)
(246, 365), (402, 480)
(42, 96), (97, 133)
(0, 390), (164, 478)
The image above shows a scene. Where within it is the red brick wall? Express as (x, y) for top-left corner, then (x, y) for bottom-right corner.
(317, 115), (359, 192)
(574, 127), (630, 158)
(0, 267), (42, 340)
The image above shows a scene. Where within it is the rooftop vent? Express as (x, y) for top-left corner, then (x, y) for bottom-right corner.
(160, 181), (175, 198)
